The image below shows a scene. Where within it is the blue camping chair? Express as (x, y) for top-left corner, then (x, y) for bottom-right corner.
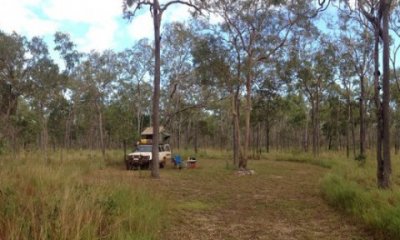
(173, 155), (182, 169)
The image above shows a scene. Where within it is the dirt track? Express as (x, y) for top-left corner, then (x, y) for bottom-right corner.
(159, 159), (372, 240)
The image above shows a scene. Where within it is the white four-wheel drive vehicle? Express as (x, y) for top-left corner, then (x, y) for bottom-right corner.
(125, 143), (171, 170)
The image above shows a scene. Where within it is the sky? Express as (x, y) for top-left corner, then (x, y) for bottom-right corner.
(0, 0), (194, 53)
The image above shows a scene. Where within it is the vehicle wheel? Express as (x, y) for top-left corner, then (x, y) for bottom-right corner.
(159, 162), (165, 169)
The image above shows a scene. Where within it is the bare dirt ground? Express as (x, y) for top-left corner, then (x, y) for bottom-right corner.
(97, 158), (373, 240)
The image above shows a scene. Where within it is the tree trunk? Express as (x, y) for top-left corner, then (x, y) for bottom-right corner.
(194, 119), (198, 154)
(220, 110), (224, 150)
(311, 99), (318, 157)
(232, 90), (241, 169)
(346, 93), (351, 158)
(241, 66), (252, 169)
(255, 122), (261, 159)
(395, 126), (400, 155)
(151, 1), (161, 178)
(43, 120), (49, 163)
(304, 111), (309, 152)
(350, 99), (356, 157)
(379, 1), (391, 188)
(359, 74), (366, 160)
(373, 19), (384, 186)
(316, 79), (321, 156)
(137, 82), (142, 138)
(177, 112), (181, 149)
(336, 99), (340, 150)
(266, 121), (270, 153)
(96, 101), (106, 159)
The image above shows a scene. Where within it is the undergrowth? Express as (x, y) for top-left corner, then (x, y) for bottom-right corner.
(0, 149), (167, 240)
(317, 151), (400, 240)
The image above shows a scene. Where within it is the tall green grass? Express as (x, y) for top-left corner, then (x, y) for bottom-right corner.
(0, 150), (167, 240)
(313, 151), (400, 240)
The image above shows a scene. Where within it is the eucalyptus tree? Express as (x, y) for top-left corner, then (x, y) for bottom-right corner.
(252, 80), (284, 154)
(199, 20), (244, 168)
(337, 47), (358, 158)
(0, 31), (30, 152)
(118, 39), (153, 138)
(108, 78), (152, 146)
(337, 26), (373, 160)
(352, 0), (394, 188)
(74, 50), (119, 158)
(123, 0), (201, 178)
(27, 37), (63, 160)
(54, 32), (82, 150)
(161, 22), (195, 149)
(390, 2), (400, 89)
(200, 0), (329, 168)
(190, 25), (233, 152)
(295, 36), (338, 157)
(389, 3), (400, 154)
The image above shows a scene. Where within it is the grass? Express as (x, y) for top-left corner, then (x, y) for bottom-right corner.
(277, 150), (400, 240)
(0, 147), (389, 239)
(262, 149), (400, 239)
(271, 150), (334, 169)
(159, 151), (370, 239)
(0, 149), (167, 240)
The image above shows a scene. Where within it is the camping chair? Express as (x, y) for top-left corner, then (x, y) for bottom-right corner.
(173, 155), (183, 169)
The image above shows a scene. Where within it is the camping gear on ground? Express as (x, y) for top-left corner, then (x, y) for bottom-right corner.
(187, 157), (197, 168)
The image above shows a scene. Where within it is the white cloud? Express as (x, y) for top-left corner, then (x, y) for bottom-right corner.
(164, 4), (191, 23)
(127, 4), (194, 41)
(0, 0), (122, 51)
(42, 0), (122, 51)
(0, 0), (200, 52)
(0, 0), (58, 36)
(128, 13), (154, 40)
(43, 0), (121, 24)
(81, 21), (119, 52)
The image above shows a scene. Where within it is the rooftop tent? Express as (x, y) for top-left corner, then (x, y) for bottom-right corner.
(140, 126), (170, 143)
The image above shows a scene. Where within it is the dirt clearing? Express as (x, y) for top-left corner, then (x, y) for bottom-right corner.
(95, 158), (372, 240)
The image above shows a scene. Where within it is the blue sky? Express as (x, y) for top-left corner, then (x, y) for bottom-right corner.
(0, 0), (194, 53)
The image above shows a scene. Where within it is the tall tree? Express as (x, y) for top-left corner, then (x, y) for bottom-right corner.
(123, 0), (200, 178)
(28, 39), (63, 161)
(119, 39), (153, 138)
(357, 0), (393, 188)
(337, 26), (373, 160)
(202, 0), (330, 167)
(161, 22), (195, 149)
(54, 32), (82, 152)
(0, 32), (30, 154)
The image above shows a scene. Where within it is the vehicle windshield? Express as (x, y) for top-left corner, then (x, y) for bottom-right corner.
(136, 145), (152, 152)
